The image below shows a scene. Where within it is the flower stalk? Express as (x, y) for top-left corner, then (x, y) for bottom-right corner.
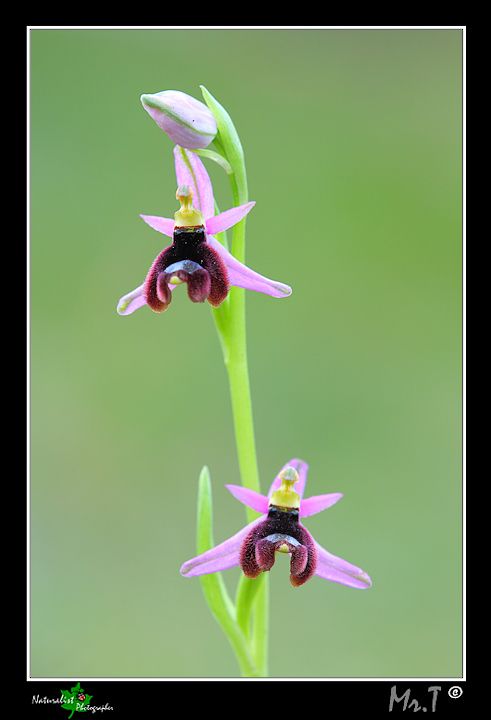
(200, 86), (269, 675)
(198, 87), (262, 505)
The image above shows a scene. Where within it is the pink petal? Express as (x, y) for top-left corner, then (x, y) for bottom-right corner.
(180, 518), (263, 577)
(206, 236), (292, 298)
(300, 493), (344, 518)
(140, 215), (175, 237)
(117, 284), (147, 315)
(314, 541), (372, 589)
(225, 484), (269, 514)
(174, 146), (214, 220)
(205, 202), (256, 236)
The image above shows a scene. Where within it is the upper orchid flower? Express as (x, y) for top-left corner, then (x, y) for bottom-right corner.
(180, 458), (372, 589)
(117, 148), (292, 315)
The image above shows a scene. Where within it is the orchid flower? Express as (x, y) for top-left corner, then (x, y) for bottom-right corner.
(117, 147), (292, 315)
(181, 458), (372, 589)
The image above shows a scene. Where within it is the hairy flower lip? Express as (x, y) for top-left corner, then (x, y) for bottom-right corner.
(180, 458), (372, 589)
(117, 148), (292, 315)
(239, 502), (318, 586)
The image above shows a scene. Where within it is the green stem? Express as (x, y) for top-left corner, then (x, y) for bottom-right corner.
(220, 216), (269, 676)
(202, 85), (270, 677)
(224, 287), (261, 505)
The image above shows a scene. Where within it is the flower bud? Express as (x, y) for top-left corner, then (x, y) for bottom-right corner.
(140, 90), (217, 149)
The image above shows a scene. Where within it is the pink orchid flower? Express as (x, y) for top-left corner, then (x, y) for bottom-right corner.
(117, 147), (291, 315)
(181, 458), (372, 589)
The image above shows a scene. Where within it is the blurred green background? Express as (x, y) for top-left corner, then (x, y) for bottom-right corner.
(30, 28), (462, 678)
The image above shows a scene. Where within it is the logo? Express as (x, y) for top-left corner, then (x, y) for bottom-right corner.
(60, 682), (93, 718)
(31, 684), (113, 715)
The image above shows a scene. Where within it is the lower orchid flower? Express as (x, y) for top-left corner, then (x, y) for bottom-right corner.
(117, 147), (292, 315)
(180, 458), (372, 589)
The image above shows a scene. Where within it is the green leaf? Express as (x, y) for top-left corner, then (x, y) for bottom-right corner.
(195, 466), (259, 676)
(196, 466), (236, 621)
